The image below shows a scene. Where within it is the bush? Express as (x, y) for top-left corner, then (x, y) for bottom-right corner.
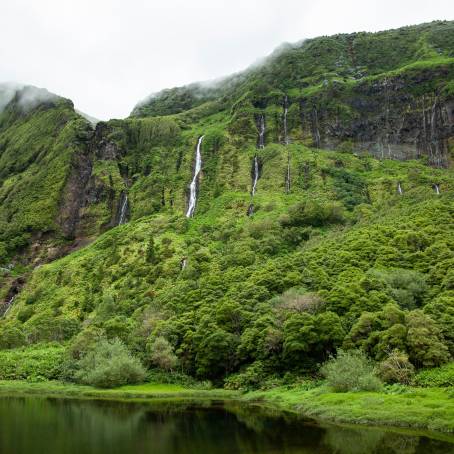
(75, 338), (146, 388)
(0, 344), (65, 381)
(377, 350), (415, 384)
(321, 349), (382, 392)
(0, 323), (26, 349)
(147, 336), (178, 371)
(414, 362), (454, 387)
(224, 361), (268, 391)
(282, 200), (345, 228)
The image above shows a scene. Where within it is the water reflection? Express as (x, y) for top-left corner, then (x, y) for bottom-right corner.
(0, 397), (452, 454)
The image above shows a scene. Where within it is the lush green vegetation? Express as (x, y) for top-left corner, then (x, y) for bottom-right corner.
(244, 384), (454, 434)
(0, 20), (454, 435)
(1, 144), (453, 387)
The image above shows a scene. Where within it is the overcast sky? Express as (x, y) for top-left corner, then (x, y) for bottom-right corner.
(1, 0), (453, 120)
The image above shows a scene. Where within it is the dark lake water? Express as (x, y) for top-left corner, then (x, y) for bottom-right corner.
(0, 397), (452, 454)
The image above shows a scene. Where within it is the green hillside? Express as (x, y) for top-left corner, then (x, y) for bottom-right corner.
(0, 21), (453, 393)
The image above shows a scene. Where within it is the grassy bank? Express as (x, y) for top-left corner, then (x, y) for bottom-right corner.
(1, 380), (453, 439)
(243, 385), (454, 435)
(0, 380), (235, 401)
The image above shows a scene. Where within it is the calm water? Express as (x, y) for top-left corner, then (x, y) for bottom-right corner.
(0, 397), (452, 454)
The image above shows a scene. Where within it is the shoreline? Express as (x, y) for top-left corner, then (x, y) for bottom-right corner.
(0, 380), (453, 443)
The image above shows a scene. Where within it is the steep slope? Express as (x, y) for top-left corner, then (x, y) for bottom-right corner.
(2, 142), (453, 379)
(0, 85), (93, 262)
(133, 20), (454, 166)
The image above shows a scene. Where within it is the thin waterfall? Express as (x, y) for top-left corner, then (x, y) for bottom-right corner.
(248, 155), (260, 216)
(283, 96), (289, 145)
(180, 258), (187, 270)
(118, 193), (129, 225)
(258, 114), (265, 149)
(433, 184), (440, 195)
(397, 182), (403, 195)
(251, 155), (259, 196)
(186, 136), (204, 218)
(1, 296), (14, 317)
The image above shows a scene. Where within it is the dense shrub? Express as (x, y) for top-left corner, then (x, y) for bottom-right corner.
(377, 350), (415, 384)
(321, 349), (382, 392)
(147, 336), (178, 371)
(281, 200), (345, 228)
(414, 362), (454, 387)
(223, 361), (268, 391)
(75, 338), (146, 388)
(0, 323), (26, 349)
(0, 344), (65, 381)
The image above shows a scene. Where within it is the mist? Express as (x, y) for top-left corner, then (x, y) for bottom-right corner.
(1, 0), (453, 120)
(0, 82), (59, 113)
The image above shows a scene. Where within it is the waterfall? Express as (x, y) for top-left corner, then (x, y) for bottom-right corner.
(285, 154), (291, 193)
(283, 96), (289, 145)
(258, 114), (265, 149)
(397, 182), (403, 195)
(180, 258), (187, 270)
(186, 136), (204, 218)
(1, 296), (14, 317)
(118, 193), (129, 225)
(247, 156), (260, 216)
(251, 155), (259, 196)
(433, 184), (440, 195)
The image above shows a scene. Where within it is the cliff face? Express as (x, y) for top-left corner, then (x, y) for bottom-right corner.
(1, 21), (454, 271)
(298, 64), (454, 167)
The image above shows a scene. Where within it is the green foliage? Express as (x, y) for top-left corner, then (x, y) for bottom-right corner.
(377, 350), (415, 384)
(321, 349), (383, 392)
(281, 200), (345, 228)
(1, 22), (454, 387)
(223, 361), (269, 391)
(74, 338), (146, 388)
(147, 336), (178, 371)
(414, 362), (454, 387)
(0, 344), (65, 381)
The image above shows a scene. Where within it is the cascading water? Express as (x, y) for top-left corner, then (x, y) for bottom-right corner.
(397, 182), (403, 195)
(251, 155), (259, 197)
(180, 258), (187, 270)
(186, 136), (204, 218)
(1, 296), (14, 318)
(248, 156), (260, 216)
(433, 184), (440, 195)
(258, 114), (265, 149)
(283, 96), (289, 145)
(118, 193), (129, 225)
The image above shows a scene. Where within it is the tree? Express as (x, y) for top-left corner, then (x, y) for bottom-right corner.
(147, 336), (178, 371)
(405, 310), (450, 367)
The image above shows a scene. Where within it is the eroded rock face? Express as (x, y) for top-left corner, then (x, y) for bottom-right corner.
(92, 122), (123, 160)
(57, 122), (126, 242)
(57, 132), (93, 240)
(299, 69), (453, 167)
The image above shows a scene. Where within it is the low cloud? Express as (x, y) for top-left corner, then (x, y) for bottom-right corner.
(0, 82), (59, 113)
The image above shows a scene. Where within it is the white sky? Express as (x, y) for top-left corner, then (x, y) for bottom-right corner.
(1, 0), (453, 120)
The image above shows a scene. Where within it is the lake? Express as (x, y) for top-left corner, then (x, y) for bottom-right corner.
(0, 397), (452, 453)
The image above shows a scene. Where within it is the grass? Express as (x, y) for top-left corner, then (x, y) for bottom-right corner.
(242, 385), (454, 435)
(0, 380), (235, 402)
